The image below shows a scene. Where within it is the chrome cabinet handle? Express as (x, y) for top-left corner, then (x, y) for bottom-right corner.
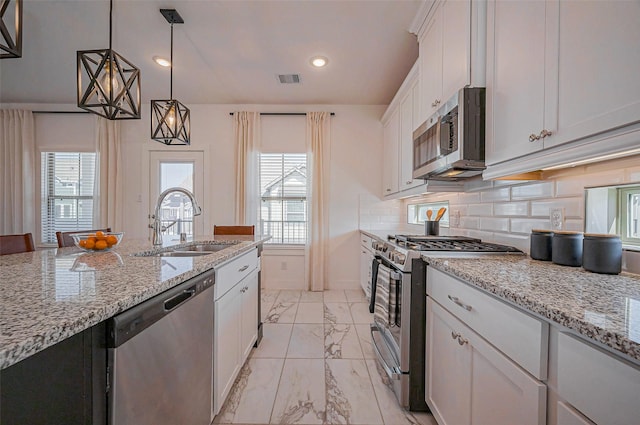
(406, 180), (412, 185)
(386, 188), (391, 192)
(451, 331), (460, 340)
(447, 295), (473, 311)
(457, 336), (469, 346)
(238, 265), (249, 272)
(529, 129), (553, 142)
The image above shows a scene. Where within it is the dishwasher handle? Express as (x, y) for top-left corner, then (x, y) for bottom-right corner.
(164, 286), (196, 311)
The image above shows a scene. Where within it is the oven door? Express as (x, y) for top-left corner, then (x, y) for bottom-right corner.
(370, 261), (409, 406)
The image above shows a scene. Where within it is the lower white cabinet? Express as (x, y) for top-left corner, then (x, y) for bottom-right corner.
(426, 298), (546, 425)
(359, 234), (374, 301)
(557, 401), (595, 425)
(213, 249), (260, 416)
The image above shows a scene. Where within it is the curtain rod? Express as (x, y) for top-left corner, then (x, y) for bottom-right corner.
(229, 112), (335, 116)
(32, 111), (90, 114)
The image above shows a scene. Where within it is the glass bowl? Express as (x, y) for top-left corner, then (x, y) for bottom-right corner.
(71, 232), (124, 252)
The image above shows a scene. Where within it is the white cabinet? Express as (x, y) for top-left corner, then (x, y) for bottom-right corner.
(485, 0), (640, 176)
(417, 0), (479, 124)
(427, 298), (546, 425)
(382, 108), (400, 196)
(399, 80), (423, 191)
(557, 401), (595, 425)
(556, 332), (640, 425)
(213, 248), (260, 415)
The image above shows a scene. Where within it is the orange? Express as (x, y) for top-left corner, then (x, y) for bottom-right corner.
(106, 235), (118, 246)
(95, 231), (105, 238)
(84, 239), (95, 249)
(94, 240), (108, 250)
(78, 240), (86, 248)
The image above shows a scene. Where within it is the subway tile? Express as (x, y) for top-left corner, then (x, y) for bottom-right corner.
(480, 187), (510, 203)
(465, 229), (493, 240)
(625, 165), (640, 182)
(530, 198), (583, 218)
(479, 217), (510, 232)
(459, 217), (479, 229)
(466, 203), (493, 216)
(493, 201), (529, 217)
(510, 218), (552, 234)
(458, 192), (481, 203)
(511, 182), (554, 200)
(564, 219), (584, 232)
(555, 177), (589, 197)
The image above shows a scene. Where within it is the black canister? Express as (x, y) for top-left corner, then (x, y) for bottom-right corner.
(530, 229), (553, 261)
(582, 233), (622, 275)
(425, 221), (440, 236)
(552, 231), (583, 267)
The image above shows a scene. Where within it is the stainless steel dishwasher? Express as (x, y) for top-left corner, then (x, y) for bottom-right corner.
(107, 269), (215, 425)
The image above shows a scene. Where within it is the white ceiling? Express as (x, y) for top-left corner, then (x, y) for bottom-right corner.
(0, 0), (421, 106)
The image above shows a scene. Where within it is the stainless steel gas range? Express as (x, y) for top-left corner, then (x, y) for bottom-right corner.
(369, 234), (522, 411)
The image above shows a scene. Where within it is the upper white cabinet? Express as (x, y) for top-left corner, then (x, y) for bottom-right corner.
(382, 62), (424, 198)
(485, 0), (640, 177)
(382, 108), (400, 196)
(415, 0), (484, 124)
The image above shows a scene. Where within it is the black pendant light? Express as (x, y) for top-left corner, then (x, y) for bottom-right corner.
(151, 8), (190, 145)
(0, 0), (22, 59)
(77, 0), (141, 120)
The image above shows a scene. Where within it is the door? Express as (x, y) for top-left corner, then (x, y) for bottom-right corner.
(149, 151), (205, 240)
(213, 284), (242, 415)
(548, 0), (640, 149)
(427, 298), (471, 425)
(441, 0), (470, 102)
(382, 109), (400, 196)
(240, 269), (259, 362)
(486, 0), (546, 165)
(419, 6), (443, 120)
(400, 84), (422, 191)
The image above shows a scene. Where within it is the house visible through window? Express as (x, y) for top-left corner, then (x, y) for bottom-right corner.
(259, 153), (307, 244)
(41, 152), (96, 244)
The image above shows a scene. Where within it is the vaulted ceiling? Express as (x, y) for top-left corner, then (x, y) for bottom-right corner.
(0, 0), (421, 105)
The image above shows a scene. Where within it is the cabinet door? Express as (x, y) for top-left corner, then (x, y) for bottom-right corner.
(486, 0), (546, 165)
(546, 1), (640, 149)
(399, 85), (422, 191)
(214, 284), (242, 415)
(240, 269), (259, 362)
(419, 6), (443, 121)
(441, 0), (470, 102)
(557, 401), (595, 425)
(360, 246), (372, 298)
(468, 317), (547, 425)
(382, 109), (400, 196)
(427, 298), (471, 425)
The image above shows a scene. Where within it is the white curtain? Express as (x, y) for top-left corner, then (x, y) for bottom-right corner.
(305, 112), (331, 292)
(234, 111), (261, 225)
(0, 110), (36, 235)
(93, 117), (123, 230)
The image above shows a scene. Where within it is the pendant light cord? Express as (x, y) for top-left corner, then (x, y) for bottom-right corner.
(170, 23), (174, 101)
(108, 0), (113, 52)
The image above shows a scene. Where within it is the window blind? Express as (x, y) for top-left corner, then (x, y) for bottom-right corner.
(259, 153), (307, 244)
(41, 152), (96, 244)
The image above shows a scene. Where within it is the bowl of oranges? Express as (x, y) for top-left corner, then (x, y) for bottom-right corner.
(72, 231), (123, 252)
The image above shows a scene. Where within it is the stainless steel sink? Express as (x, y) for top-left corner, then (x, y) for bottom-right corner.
(132, 242), (238, 257)
(152, 251), (213, 257)
(174, 243), (236, 253)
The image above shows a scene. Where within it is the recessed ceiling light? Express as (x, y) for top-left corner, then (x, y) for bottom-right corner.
(310, 56), (328, 68)
(153, 56), (171, 67)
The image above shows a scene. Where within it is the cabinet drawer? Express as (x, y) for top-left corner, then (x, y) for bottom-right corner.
(427, 267), (548, 379)
(215, 248), (258, 300)
(557, 332), (640, 425)
(360, 233), (373, 249)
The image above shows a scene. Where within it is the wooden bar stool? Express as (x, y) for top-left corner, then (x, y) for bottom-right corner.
(56, 228), (112, 248)
(0, 233), (35, 255)
(213, 225), (255, 236)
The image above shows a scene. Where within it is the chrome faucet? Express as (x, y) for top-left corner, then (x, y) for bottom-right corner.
(150, 187), (202, 246)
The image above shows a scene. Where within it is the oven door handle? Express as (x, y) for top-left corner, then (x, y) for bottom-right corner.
(370, 324), (402, 380)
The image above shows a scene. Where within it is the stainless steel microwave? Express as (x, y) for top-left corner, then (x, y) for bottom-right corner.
(412, 87), (486, 181)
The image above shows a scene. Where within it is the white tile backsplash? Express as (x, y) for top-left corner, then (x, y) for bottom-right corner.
(511, 181), (554, 200)
(530, 198), (583, 218)
(493, 201), (529, 217)
(480, 187), (510, 202)
(479, 217), (510, 232)
(466, 203), (493, 216)
(510, 218), (552, 234)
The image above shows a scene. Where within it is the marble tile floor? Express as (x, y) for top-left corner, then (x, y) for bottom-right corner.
(214, 289), (437, 425)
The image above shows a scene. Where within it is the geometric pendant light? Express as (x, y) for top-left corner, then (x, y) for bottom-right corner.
(0, 0), (22, 59)
(151, 8), (190, 145)
(77, 0), (141, 120)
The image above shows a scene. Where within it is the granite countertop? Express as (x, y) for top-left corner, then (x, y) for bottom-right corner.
(423, 254), (640, 363)
(0, 235), (269, 370)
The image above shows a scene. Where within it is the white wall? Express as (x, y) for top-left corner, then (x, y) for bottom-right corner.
(14, 103), (385, 291)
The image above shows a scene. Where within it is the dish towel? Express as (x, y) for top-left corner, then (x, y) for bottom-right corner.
(373, 263), (400, 327)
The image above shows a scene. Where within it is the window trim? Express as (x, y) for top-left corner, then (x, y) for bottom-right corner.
(618, 186), (640, 247)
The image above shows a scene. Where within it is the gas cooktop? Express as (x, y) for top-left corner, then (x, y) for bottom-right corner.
(388, 234), (522, 253)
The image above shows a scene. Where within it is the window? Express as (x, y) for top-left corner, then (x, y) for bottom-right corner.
(259, 153), (307, 244)
(407, 201), (450, 227)
(41, 152), (96, 244)
(619, 186), (640, 246)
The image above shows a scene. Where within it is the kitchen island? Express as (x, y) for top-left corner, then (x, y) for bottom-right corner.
(0, 235), (268, 370)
